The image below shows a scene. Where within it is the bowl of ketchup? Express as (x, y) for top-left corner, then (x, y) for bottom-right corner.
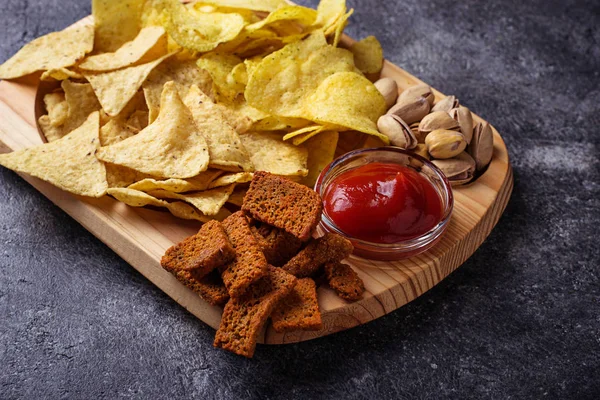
(314, 147), (453, 260)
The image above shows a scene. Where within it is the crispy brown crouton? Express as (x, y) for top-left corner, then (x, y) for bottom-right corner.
(220, 211), (268, 298)
(242, 171), (323, 241)
(271, 278), (322, 332)
(250, 223), (303, 267)
(161, 220), (235, 277)
(324, 262), (365, 301)
(282, 233), (354, 278)
(171, 269), (229, 306)
(214, 266), (297, 358)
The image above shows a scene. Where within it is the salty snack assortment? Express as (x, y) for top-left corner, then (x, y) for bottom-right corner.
(161, 172), (363, 357)
(0, 0), (389, 222)
(374, 80), (495, 186)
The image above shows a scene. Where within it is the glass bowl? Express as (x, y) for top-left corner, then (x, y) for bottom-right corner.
(314, 147), (454, 261)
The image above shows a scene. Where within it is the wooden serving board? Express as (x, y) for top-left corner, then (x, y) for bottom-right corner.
(0, 19), (513, 345)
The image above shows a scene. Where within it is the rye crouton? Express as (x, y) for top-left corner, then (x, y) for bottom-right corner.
(324, 262), (365, 301)
(271, 278), (322, 332)
(171, 269), (229, 306)
(214, 266), (297, 358)
(282, 233), (354, 278)
(242, 171), (323, 241)
(250, 223), (303, 267)
(161, 220), (235, 277)
(220, 211), (268, 298)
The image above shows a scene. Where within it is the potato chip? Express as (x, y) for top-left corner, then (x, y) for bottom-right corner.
(92, 0), (145, 52)
(79, 26), (168, 71)
(196, 53), (244, 102)
(96, 81), (210, 178)
(128, 170), (223, 193)
(314, 0), (347, 34)
(252, 116), (310, 131)
(107, 188), (216, 222)
(240, 132), (308, 176)
(301, 130), (339, 187)
(184, 86), (253, 171)
(350, 35), (383, 76)
(143, 58), (213, 123)
(246, 6), (317, 33)
(0, 112), (107, 197)
(43, 93), (68, 127)
(245, 31), (356, 117)
(222, 99), (268, 130)
(196, 0), (285, 12)
(149, 184), (235, 215)
(0, 24), (93, 79)
(83, 52), (175, 116)
(291, 128), (328, 146)
(40, 67), (84, 82)
(208, 172), (253, 188)
(332, 9), (353, 47)
(282, 125), (324, 141)
(304, 71), (388, 142)
(39, 80), (102, 142)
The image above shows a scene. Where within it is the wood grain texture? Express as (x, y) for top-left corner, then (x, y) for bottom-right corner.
(0, 18), (512, 344)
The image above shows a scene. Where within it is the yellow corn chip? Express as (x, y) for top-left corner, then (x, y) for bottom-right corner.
(0, 112), (107, 197)
(350, 35), (383, 76)
(39, 80), (102, 142)
(184, 85), (253, 172)
(96, 81), (210, 178)
(125, 110), (149, 132)
(99, 119), (137, 147)
(149, 184), (235, 215)
(40, 67), (84, 82)
(304, 71), (388, 142)
(127, 170), (224, 193)
(240, 132), (308, 176)
(105, 163), (153, 188)
(80, 26), (168, 71)
(301, 130), (339, 187)
(43, 93), (68, 127)
(143, 58), (213, 124)
(92, 0), (145, 52)
(83, 52), (174, 116)
(208, 172), (253, 188)
(0, 25), (93, 79)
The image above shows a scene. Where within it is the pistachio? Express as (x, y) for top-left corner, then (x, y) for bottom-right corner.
(431, 95), (459, 112)
(387, 94), (430, 124)
(413, 143), (430, 160)
(432, 152), (476, 186)
(408, 121), (425, 143)
(449, 106), (474, 144)
(425, 129), (467, 159)
(399, 84), (434, 106)
(418, 111), (460, 135)
(374, 77), (399, 109)
(377, 114), (418, 149)
(468, 122), (494, 170)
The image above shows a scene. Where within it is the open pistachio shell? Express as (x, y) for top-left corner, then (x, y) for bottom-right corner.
(399, 84), (434, 106)
(431, 95), (459, 113)
(469, 122), (494, 170)
(449, 106), (474, 144)
(387, 94), (430, 125)
(377, 114), (418, 149)
(431, 152), (476, 186)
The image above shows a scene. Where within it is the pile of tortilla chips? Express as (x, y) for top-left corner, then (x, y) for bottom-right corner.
(0, 0), (387, 222)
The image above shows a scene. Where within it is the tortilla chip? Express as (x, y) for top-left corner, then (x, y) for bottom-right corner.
(0, 25), (93, 79)
(39, 80), (102, 142)
(80, 26), (168, 71)
(43, 93), (68, 127)
(350, 35), (383, 76)
(149, 184), (235, 216)
(99, 119), (137, 147)
(126, 110), (149, 132)
(83, 52), (175, 116)
(184, 85), (253, 172)
(96, 82), (209, 178)
(0, 112), (107, 197)
(301, 130), (339, 187)
(127, 170), (224, 193)
(105, 163), (153, 188)
(240, 132), (308, 177)
(143, 58), (213, 123)
(208, 172), (253, 188)
(40, 67), (84, 82)
(92, 0), (145, 52)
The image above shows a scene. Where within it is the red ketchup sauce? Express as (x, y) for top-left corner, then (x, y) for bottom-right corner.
(323, 163), (443, 244)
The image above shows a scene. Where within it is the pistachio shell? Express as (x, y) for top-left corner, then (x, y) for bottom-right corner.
(374, 77), (399, 110)
(431, 95), (459, 113)
(418, 111), (460, 135)
(387, 94), (430, 125)
(377, 114), (417, 149)
(469, 122), (494, 170)
(432, 152), (476, 186)
(449, 106), (473, 144)
(425, 129), (467, 159)
(399, 84), (434, 106)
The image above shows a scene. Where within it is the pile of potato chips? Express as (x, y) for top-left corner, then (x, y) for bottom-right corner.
(0, 0), (386, 222)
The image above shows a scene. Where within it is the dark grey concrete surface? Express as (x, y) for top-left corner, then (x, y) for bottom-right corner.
(1, 0), (599, 398)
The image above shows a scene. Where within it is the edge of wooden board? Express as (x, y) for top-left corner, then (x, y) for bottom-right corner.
(0, 24), (513, 345)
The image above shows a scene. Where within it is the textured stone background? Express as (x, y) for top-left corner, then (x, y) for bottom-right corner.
(1, 0), (599, 399)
